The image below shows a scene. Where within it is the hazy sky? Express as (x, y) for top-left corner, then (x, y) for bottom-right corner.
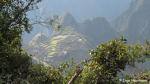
(37, 0), (131, 21)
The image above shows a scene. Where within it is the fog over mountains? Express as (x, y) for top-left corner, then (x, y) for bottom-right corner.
(24, 0), (150, 66)
(61, 13), (118, 47)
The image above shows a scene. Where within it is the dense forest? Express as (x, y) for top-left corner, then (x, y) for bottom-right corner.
(0, 0), (150, 84)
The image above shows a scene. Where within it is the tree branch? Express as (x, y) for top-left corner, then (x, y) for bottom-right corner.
(68, 66), (83, 84)
(7, 0), (34, 28)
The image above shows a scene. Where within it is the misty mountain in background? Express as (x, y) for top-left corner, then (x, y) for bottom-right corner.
(61, 13), (118, 47)
(26, 12), (117, 65)
(25, 0), (150, 68)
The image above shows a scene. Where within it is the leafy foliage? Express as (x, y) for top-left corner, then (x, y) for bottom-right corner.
(27, 64), (63, 84)
(79, 39), (129, 84)
(0, 0), (41, 83)
(76, 39), (149, 84)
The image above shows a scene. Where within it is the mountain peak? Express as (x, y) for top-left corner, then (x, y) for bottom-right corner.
(63, 12), (73, 18)
(61, 12), (78, 27)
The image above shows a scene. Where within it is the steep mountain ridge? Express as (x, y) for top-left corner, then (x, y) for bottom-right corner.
(79, 17), (117, 47)
(114, 0), (150, 43)
(61, 13), (118, 47)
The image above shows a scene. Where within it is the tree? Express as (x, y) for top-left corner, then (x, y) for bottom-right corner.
(75, 38), (149, 84)
(27, 64), (63, 84)
(79, 39), (129, 84)
(0, 0), (41, 83)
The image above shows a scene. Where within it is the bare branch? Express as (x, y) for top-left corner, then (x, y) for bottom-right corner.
(68, 66), (83, 84)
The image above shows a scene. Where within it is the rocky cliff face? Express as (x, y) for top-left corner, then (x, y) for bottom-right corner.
(114, 0), (150, 43)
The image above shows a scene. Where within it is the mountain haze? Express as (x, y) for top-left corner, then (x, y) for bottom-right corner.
(27, 13), (118, 65)
(61, 13), (118, 47)
(114, 0), (150, 43)
(26, 0), (150, 65)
